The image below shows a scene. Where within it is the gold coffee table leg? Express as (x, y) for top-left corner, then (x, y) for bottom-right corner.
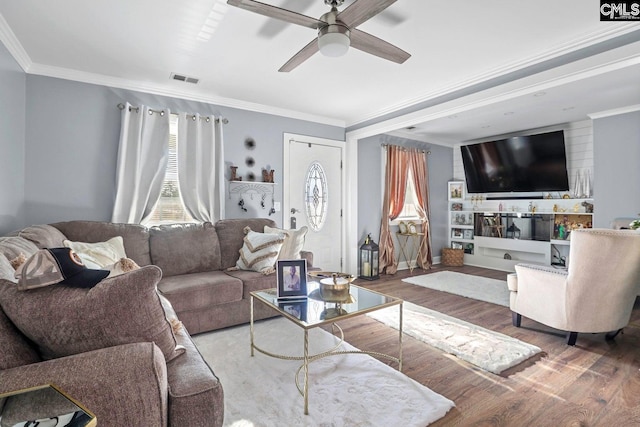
(304, 329), (309, 415)
(250, 295), (255, 357)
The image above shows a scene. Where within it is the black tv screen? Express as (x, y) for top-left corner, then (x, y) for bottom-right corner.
(461, 130), (569, 193)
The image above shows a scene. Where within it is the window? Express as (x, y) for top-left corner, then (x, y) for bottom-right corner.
(144, 115), (195, 226)
(396, 169), (421, 221)
(304, 161), (329, 231)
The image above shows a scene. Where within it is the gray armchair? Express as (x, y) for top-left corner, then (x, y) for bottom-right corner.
(508, 229), (640, 345)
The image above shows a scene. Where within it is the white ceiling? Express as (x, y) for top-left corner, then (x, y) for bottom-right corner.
(1, 0), (639, 145)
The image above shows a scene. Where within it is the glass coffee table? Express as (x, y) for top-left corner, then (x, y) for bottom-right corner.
(250, 281), (403, 415)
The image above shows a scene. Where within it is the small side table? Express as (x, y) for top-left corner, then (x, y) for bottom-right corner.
(0, 384), (96, 427)
(396, 232), (426, 272)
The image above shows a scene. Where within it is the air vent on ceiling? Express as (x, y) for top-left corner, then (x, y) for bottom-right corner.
(170, 73), (200, 84)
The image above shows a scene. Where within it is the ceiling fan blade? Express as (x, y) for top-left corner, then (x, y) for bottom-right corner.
(257, 0), (316, 38)
(337, 0), (398, 28)
(227, 0), (323, 30)
(350, 29), (410, 64)
(279, 39), (319, 72)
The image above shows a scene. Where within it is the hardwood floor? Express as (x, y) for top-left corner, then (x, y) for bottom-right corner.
(336, 265), (640, 427)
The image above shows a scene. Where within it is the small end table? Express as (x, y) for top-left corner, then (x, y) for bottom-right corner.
(396, 232), (426, 272)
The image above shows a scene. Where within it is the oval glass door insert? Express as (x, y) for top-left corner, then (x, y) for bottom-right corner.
(304, 162), (328, 231)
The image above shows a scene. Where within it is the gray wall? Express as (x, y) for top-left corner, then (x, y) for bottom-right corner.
(20, 75), (343, 229)
(357, 134), (453, 256)
(0, 43), (26, 233)
(593, 110), (640, 227)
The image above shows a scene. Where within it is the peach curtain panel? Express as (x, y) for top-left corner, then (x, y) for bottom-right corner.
(379, 145), (432, 274)
(408, 148), (433, 268)
(379, 145), (409, 274)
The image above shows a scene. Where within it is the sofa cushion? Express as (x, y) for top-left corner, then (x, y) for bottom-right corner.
(0, 306), (41, 370)
(215, 218), (277, 269)
(150, 222), (221, 277)
(0, 265), (183, 362)
(236, 228), (284, 274)
(158, 271), (243, 313)
(0, 237), (39, 262)
(264, 225), (308, 259)
(18, 224), (68, 249)
(64, 236), (127, 269)
(51, 221), (152, 266)
(224, 269), (279, 299)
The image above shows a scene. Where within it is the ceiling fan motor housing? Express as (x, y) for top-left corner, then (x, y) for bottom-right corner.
(318, 9), (351, 57)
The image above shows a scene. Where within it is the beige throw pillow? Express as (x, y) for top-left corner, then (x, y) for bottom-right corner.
(264, 225), (308, 260)
(236, 227), (285, 274)
(64, 236), (127, 269)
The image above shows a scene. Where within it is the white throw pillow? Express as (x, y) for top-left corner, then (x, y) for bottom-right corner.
(63, 236), (127, 269)
(264, 225), (308, 260)
(236, 227), (285, 274)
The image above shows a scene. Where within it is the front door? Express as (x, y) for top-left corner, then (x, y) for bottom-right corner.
(283, 133), (343, 272)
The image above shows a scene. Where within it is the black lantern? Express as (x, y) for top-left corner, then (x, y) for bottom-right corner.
(359, 234), (379, 280)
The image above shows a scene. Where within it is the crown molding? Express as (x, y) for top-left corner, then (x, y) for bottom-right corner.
(347, 24), (640, 128)
(25, 63), (346, 128)
(0, 12), (31, 71)
(588, 104), (640, 119)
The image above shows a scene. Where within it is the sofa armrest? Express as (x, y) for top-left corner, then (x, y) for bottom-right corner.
(0, 342), (168, 427)
(166, 327), (224, 427)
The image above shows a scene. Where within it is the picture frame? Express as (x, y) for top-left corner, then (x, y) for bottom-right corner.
(451, 202), (463, 211)
(277, 259), (308, 300)
(451, 228), (463, 238)
(463, 229), (474, 240)
(398, 221), (408, 234)
(451, 241), (463, 250)
(278, 300), (307, 321)
(448, 181), (465, 201)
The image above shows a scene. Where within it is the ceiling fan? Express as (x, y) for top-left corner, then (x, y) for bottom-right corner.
(227, 0), (411, 72)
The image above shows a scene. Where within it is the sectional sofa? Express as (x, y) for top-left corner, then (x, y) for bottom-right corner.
(0, 217), (311, 426)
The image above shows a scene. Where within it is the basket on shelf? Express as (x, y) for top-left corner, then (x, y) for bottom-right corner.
(442, 248), (464, 267)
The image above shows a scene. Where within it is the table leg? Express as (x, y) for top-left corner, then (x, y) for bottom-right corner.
(304, 329), (309, 415)
(250, 295), (254, 357)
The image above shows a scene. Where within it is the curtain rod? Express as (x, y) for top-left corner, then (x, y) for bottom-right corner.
(117, 103), (229, 124)
(382, 143), (430, 154)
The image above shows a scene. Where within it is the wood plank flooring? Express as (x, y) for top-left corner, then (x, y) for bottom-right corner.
(335, 265), (640, 427)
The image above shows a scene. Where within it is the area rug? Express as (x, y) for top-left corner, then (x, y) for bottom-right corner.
(193, 317), (454, 427)
(368, 302), (542, 375)
(402, 271), (510, 306)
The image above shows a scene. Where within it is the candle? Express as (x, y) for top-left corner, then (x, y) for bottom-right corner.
(363, 261), (371, 276)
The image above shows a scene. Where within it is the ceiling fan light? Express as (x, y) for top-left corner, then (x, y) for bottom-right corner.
(318, 26), (350, 57)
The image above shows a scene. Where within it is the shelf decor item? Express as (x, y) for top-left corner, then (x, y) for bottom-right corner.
(398, 221), (408, 234)
(448, 181), (465, 201)
(359, 234), (379, 280)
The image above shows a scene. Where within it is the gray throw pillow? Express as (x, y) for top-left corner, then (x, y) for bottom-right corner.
(0, 265), (184, 362)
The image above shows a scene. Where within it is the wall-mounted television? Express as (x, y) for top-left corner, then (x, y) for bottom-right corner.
(460, 130), (569, 194)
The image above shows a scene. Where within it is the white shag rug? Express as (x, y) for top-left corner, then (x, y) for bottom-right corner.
(368, 302), (542, 375)
(403, 271), (510, 307)
(193, 317), (455, 427)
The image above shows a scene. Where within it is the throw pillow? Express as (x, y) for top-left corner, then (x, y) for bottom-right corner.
(236, 227), (285, 274)
(106, 257), (140, 278)
(63, 236), (127, 269)
(264, 225), (308, 259)
(0, 265), (184, 362)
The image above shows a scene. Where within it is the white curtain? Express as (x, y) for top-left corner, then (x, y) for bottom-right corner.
(177, 112), (225, 222)
(111, 103), (170, 223)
